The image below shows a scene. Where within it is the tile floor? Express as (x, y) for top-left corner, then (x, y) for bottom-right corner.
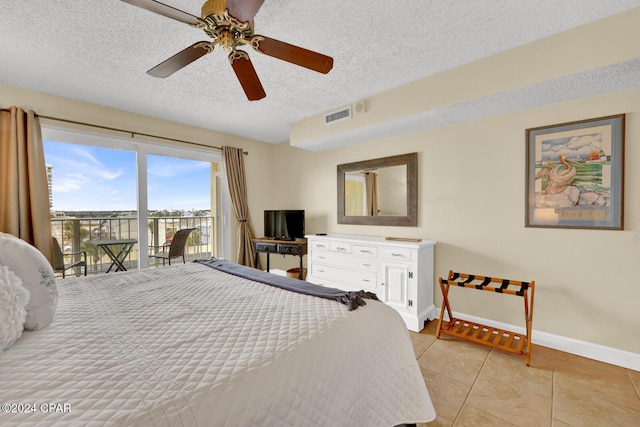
(410, 320), (640, 426)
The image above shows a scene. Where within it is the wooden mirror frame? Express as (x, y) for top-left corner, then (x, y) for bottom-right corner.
(337, 152), (418, 226)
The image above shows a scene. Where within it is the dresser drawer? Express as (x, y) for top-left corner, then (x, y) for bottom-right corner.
(330, 241), (352, 254)
(353, 245), (377, 258)
(310, 264), (377, 291)
(381, 247), (412, 261)
(311, 251), (377, 273)
(310, 240), (330, 251)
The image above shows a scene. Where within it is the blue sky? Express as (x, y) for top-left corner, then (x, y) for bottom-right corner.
(43, 141), (211, 211)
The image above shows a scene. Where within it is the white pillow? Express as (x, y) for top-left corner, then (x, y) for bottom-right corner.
(0, 232), (58, 330)
(0, 265), (30, 353)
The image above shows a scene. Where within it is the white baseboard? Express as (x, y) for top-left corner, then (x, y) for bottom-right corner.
(435, 308), (640, 371)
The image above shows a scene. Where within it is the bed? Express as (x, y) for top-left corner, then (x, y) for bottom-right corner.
(0, 260), (436, 426)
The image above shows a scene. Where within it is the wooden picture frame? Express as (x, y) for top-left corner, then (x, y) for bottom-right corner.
(525, 114), (625, 230)
(337, 153), (418, 227)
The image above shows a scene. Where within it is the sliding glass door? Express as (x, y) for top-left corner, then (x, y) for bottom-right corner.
(43, 127), (230, 274)
(146, 154), (222, 266)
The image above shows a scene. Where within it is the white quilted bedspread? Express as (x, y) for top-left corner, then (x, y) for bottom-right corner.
(0, 263), (435, 426)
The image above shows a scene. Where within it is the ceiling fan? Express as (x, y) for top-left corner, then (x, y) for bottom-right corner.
(121, 0), (334, 101)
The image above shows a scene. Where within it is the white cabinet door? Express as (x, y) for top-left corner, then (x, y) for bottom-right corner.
(382, 262), (411, 313)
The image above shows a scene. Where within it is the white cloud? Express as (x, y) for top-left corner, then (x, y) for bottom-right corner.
(53, 177), (84, 192)
(68, 145), (102, 166)
(566, 133), (601, 150)
(94, 168), (125, 180)
(148, 158), (209, 178)
(542, 132), (602, 160)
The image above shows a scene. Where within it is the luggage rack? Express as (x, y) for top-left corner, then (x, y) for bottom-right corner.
(436, 271), (535, 366)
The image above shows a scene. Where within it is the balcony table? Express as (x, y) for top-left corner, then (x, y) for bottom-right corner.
(90, 239), (137, 272)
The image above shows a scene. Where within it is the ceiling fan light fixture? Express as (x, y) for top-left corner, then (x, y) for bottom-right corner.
(218, 29), (236, 52)
(201, 0), (226, 20)
(201, 0), (251, 32)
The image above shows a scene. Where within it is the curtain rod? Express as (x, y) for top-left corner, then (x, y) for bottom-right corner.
(0, 108), (247, 155)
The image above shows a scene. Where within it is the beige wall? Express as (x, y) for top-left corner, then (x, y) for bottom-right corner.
(0, 84), (276, 263)
(271, 87), (640, 355)
(270, 9), (640, 357)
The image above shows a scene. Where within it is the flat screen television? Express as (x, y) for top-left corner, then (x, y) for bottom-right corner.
(264, 210), (305, 241)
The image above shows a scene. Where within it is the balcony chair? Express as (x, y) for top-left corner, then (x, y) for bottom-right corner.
(149, 228), (196, 266)
(52, 237), (87, 278)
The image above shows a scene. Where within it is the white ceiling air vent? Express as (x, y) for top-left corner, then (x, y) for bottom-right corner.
(325, 106), (352, 125)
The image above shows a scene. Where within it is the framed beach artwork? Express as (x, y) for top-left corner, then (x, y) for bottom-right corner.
(525, 114), (625, 230)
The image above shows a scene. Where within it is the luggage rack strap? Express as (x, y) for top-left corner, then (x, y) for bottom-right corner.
(442, 271), (532, 296)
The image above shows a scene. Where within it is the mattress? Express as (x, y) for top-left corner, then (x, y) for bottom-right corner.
(0, 262), (436, 426)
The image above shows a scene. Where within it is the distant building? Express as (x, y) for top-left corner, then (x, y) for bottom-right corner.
(46, 164), (53, 208)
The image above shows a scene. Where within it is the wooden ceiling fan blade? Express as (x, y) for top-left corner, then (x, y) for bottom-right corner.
(226, 0), (266, 23)
(121, 0), (203, 26)
(147, 42), (211, 78)
(251, 36), (333, 74)
(229, 51), (266, 101)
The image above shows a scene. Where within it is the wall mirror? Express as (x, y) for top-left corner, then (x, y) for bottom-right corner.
(337, 152), (417, 226)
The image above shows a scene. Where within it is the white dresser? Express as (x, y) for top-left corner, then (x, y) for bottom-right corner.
(306, 234), (436, 332)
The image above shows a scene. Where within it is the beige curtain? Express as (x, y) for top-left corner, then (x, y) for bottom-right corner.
(0, 106), (53, 263)
(365, 171), (379, 216)
(222, 146), (257, 267)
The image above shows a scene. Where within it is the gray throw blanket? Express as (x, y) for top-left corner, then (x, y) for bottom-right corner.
(195, 259), (378, 311)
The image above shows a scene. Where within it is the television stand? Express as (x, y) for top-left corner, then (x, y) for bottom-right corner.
(252, 237), (308, 279)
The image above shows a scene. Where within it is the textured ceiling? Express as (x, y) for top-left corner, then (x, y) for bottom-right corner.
(1, 1), (640, 147)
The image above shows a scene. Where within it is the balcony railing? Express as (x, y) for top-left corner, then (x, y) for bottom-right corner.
(51, 216), (215, 276)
